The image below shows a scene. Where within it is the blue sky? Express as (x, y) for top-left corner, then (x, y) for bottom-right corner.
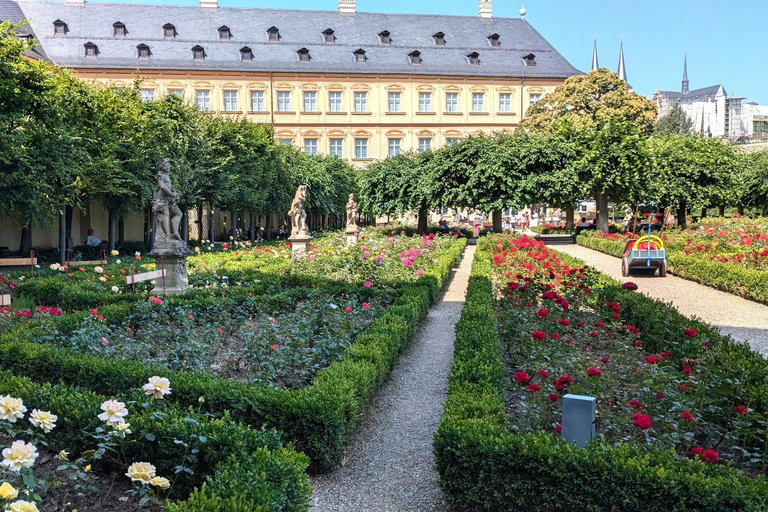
(95, 0), (768, 104)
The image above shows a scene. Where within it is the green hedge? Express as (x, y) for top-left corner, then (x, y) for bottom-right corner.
(577, 234), (768, 304)
(530, 225), (573, 235)
(434, 238), (768, 511)
(0, 371), (310, 511)
(2, 238), (466, 472)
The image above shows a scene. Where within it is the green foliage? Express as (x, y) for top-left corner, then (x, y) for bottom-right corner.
(655, 103), (694, 135)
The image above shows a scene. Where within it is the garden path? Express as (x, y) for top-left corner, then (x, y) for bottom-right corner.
(550, 241), (768, 356)
(309, 244), (475, 512)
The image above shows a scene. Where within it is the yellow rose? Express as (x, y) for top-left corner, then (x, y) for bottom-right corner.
(125, 462), (156, 483)
(149, 476), (170, 489)
(29, 409), (57, 433)
(8, 500), (39, 512)
(0, 482), (19, 499)
(57, 450), (69, 460)
(1, 441), (38, 472)
(84, 464), (91, 472)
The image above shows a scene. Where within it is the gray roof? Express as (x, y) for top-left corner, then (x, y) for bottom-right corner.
(0, 0), (47, 59)
(658, 85), (725, 102)
(15, 0), (580, 78)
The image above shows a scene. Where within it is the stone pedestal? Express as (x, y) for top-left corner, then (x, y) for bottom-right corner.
(149, 241), (191, 295)
(288, 234), (312, 258)
(561, 394), (596, 447)
(345, 228), (358, 247)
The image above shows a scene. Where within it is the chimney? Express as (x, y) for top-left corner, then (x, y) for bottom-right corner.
(65, 0), (84, 6)
(338, 0), (355, 15)
(479, 0), (492, 19)
(200, 0), (217, 10)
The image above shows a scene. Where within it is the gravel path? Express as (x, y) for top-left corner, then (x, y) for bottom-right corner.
(550, 241), (768, 355)
(309, 245), (474, 512)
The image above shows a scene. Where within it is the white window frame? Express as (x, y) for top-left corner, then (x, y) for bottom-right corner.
(446, 138), (459, 146)
(445, 93), (458, 113)
(355, 138), (368, 159)
(277, 91), (291, 112)
(419, 92), (432, 112)
(472, 93), (484, 113)
(168, 89), (183, 98)
(140, 89), (155, 102)
(499, 93), (512, 113)
(418, 138), (432, 152)
(388, 92), (401, 113)
(223, 90), (238, 112)
(329, 138), (343, 158)
(303, 91), (317, 112)
(250, 91), (264, 112)
(354, 92), (368, 112)
(279, 138), (293, 145)
(304, 139), (318, 156)
(529, 94), (542, 106)
(388, 138), (401, 157)
(328, 92), (342, 112)
(196, 90), (210, 111)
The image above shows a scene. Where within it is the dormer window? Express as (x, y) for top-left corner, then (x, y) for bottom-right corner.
(53, 20), (67, 36)
(467, 52), (480, 66)
(522, 53), (536, 66)
(240, 46), (252, 61)
(192, 45), (204, 60)
(354, 48), (366, 63)
(297, 48), (310, 62)
(218, 26), (230, 40)
(163, 23), (175, 39)
(137, 44), (150, 59)
(84, 42), (97, 57)
(488, 33), (500, 47)
(378, 30), (390, 45)
(267, 26), (279, 42)
(323, 28), (335, 43)
(113, 22), (125, 38)
(433, 32), (445, 46)
(408, 50), (421, 65)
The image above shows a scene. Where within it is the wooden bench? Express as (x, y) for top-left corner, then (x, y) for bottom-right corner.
(0, 251), (37, 270)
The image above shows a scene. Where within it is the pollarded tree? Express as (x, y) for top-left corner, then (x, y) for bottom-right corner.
(655, 103), (693, 135)
(520, 69), (658, 231)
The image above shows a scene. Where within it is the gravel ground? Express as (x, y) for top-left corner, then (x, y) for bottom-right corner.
(550, 241), (768, 355)
(309, 245), (475, 512)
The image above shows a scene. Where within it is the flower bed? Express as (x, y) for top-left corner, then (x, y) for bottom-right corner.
(530, 224), (573, 235)
(577, 218), (768, 304)
(1, 232), (466, 471)
(435, 234), (768, 511)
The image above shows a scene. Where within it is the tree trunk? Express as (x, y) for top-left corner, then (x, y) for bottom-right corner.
(417, 206), (428, 234)
(677, 202), (688, 229)
(65, 206), (73, 242)
(230, 211), (237, 241)
(208, 203), (215, 243)
(108, 207), (116, 252)
(249, 213), (255, 242)
(595, 192), (609, 233)
(118, 218), (125, 246)
(737, 205), (744, 216)
(492, 210), (502, 233)
(565, 204), (575, 231)
(19, 223), (32, 256)
(58, 211), (66, 265)
(265, 212), (273, 240)
(718, 205), (725, 217)
(700, 208), (707, 219)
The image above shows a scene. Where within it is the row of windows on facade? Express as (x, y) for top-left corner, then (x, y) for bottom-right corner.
(56, 20), (504, 49)
(144, 89), (541, 113)
(285, 137), (452, 159)
(82, 41), (530, 66)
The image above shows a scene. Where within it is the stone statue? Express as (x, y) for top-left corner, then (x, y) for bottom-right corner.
(346, 193), (358, 231)
(153, 158), (183, 243)
(288, 185), (308, 237)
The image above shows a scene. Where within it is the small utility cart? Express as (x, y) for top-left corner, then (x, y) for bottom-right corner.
(621, 231), (667, 277)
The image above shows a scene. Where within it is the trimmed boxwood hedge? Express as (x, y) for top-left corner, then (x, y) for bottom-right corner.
(0, 371), (311, 511)
(434, 239), (768, 511)
(1, 238), (466, 472)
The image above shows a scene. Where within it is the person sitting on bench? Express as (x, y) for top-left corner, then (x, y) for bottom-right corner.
(86, 229), (108, 251)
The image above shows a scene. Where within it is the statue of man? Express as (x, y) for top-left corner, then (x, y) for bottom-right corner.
(346, 193), (358, 230)
(153, 158), (183, 242)
(288, 185), (308, 236)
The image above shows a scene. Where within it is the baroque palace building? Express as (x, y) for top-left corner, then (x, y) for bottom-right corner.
(8, 0), (579, 164)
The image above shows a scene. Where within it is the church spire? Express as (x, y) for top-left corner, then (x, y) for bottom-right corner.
(617, 37), (627, 82)
(591, 36), (599, 71)
(682, 53), (689, 94)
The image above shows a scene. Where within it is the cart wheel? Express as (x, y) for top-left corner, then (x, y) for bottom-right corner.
(621, 257), (630, 277)
(659, 260), (667, 277)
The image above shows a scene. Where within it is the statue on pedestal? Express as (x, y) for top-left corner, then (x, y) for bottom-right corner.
(153, 158), (184, 244)
(346, 193), (358, 231)
(288, 185), (308, 237)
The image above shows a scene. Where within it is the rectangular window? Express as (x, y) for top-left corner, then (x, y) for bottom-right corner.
(140, 90), (155, 102)
(388, 138), (401, 157)
(388, 92), (401, 113)
(355, 138), (368, 159)
(328, 92), (342, 112)
(279, 138), (293, 145)
(419, 138), (431, 152)
(329, 138), (343, 158)
(196, 90), (210, 111)
(303, 92), (317, 112)
(472, 93), (484, 113)
(529, 94), (541, 106)
(419, 93), (432, 112)
(499, 93), (512, 113)
(445, 93), (458, 113)
(223, 90), (238, 112)
(304, 139), (318, 156)
(446, 138), (459, 146)
(168, 89), (183, 98)
(277, 91), (291, 112)
(250, 91), (264, 112)
(354, 92), (367, 112)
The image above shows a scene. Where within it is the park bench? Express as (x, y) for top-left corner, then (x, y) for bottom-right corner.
(0, 251), (37, 270)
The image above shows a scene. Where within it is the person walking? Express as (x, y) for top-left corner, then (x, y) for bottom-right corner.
(473, 212), (483, 237)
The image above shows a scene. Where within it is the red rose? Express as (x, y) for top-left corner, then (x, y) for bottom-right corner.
(556, 423), (562, 434)
(701, 342), (711, 348)
(527, 383), (541, 392)
(632, 413), (652, 430)
(733, 406), (748, 414)
(514, 372), (530, 384)
(683, 328), (698, 337)
(633, 341), (643, 348)
(682, 366), (692, 375)
(629, 399), (643, 409)
(551, 333), (561, 340)
(612, 313), (620, 319)
(547, 394), (559, 402)
(680, 384), (688, 391)
(587, 368), (602, 377)
(271, 344), (278, 350)
(622, 282), (638, 290)
(589, 331), (598, 338)
(680, 411), (694, 421)
(700, 449), (719, 464)
(660, 351), (673, 359)
(576, 322), (585, 328)
(531, 331), (547, 340)
(565, 339), (573, 345)
(595, 322), (605, 328)
(559, 319), (570, 326)
(537, 369), (549, 378)
(537, 308), (549, 318)
(645, 355), (660, 364)
(600, 356), (608, 364)
(362, 302), (370, 309)
(344, 306), (352, 313)
(656, 392), (664, 399)
(691, 446), (704, 456)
